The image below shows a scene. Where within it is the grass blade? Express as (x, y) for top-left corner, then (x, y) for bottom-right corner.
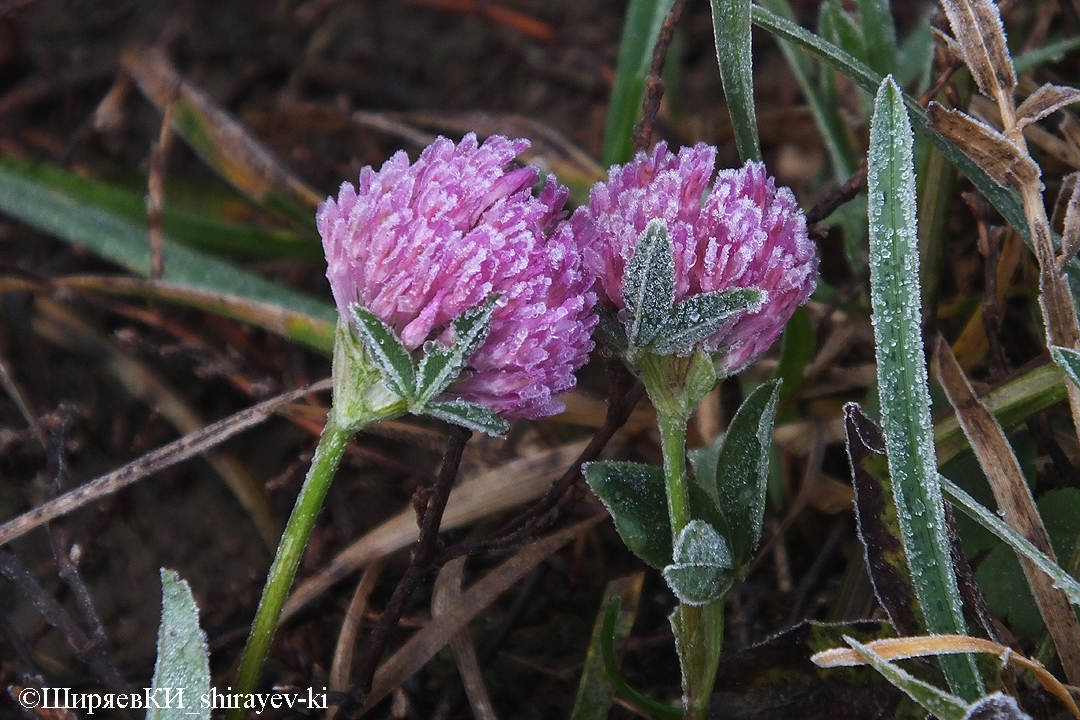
(121, 45), (322, 223)
(4, 161), (320, 257)
(749, 4), (1038, 252)
(603, 0), (677, 165)
(710, 0), (761, 162)
(570, 575), (646, 720)
(940, 477), (1080, 606)
(756, 0), (858, 180)
(0, 159), (337, 353)
(842, 637), (968, 720)
(867, 76), (982, 700)
(856, 0), (898, 77)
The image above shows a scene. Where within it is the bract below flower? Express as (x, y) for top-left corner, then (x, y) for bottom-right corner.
(318, 133), (597, 420)
(571, 142), (817, 375)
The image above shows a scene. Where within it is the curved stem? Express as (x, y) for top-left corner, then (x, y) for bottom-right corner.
(228, 420), (354, 720)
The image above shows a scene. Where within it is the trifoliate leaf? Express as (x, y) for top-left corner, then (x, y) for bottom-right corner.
(650, 287), (765, 355)
(415, 296), (498, 405)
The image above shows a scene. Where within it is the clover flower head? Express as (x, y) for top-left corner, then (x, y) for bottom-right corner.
(571, 142), (817, 375)
(317, 133), (597, 420)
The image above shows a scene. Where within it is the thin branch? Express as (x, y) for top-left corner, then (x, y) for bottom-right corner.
(435, 358), (644, 564)
(632, 0), (689, 153)
(352, 424), (473, 700)
(0, 379), (332, 547)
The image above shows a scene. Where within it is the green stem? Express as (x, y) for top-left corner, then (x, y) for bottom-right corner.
(675, 600), (724, 720)
(635, 349), (725, 720)
(228, 420), (354, 720)
(659, 410), (691, 536)
(654, 389), (720, 720)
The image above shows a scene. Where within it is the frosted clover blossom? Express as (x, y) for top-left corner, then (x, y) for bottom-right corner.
(318, 133), (598, 433)
(232, 134), (598, 708)
(579, 143), (817, 720)
(570, 142), (817, 376)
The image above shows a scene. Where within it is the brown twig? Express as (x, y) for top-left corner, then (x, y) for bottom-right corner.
(0, 379), (332, 547)
(0, 549), (132, 701)
(806, 160), (868, 225)
(352, 424), (473, 701)
(147, 88), (178, 280)
(434, 358), (644, 564)
(631, 0), (688, 154)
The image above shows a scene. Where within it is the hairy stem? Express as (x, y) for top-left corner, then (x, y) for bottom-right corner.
(229, 420), (354, 720)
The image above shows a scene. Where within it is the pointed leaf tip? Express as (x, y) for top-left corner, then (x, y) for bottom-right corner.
(623, 218), (676, 348)
(425, 399), (508, 436)
(351, 305), (416, 399)
(415, 296), (498, 406)
(650, 287), (765, 355)
(152, 569), (211, 720)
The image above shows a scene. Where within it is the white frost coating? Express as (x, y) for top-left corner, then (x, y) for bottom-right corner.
(662, 519), (734, 605)
(868, 77), (979, 695)
(623, 219), (676, 347)
(151, 569), (211, 720)
(963, 693), (1032, 720)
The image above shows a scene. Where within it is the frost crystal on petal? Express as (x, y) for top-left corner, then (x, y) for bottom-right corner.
(319, 133), (597, 420)
(570, 142), (817, 374)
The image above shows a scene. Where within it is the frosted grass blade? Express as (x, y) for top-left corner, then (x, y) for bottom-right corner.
(710, 0), (761, 162)
(750, 4), (1035, 250)
(867, 76), (982, 700)
(603, 0), (677, 165)
(843, 637), (969, 720)
(940, 476), (1080, 606)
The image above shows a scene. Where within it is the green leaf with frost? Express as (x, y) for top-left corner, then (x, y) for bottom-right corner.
(703, 380), (780, 566)
(150, 569), (211, 720)
(867, 76), (981, 700)
(424, 400), (509, 437)
(586, 462), (673, 568)
(351, 305), (416, 400)
(662, 520), (735, 605)
(650, 288), (764, 355)
(587, 461), (727, 569)
(415, 296), (498, 406)
(623, 219), (676, 348)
